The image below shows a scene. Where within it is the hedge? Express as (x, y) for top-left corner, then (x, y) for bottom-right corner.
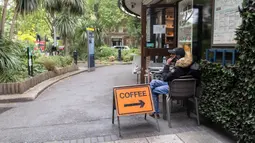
(199, 1), (255, 142)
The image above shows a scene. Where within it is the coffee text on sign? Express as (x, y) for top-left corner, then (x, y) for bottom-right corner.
(119, 91), (147, 99)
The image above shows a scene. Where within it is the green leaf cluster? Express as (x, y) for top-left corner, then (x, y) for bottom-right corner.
(0, 38), (30, 82)
(95, 45), (118, 61)
(200, 1), (255, 142)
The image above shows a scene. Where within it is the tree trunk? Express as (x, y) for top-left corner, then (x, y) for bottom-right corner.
(0, 0), (9, 38)
(9, 8), (19, 39)
(64, 37), (69, 55)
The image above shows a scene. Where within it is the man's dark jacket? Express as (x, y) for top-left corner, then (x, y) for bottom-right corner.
(162, 65), (190, 82)
(162, 64), (201, 83)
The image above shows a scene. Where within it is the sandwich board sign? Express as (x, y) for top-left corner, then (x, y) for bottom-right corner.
(114, 85), (154, 116)
(112, 84), (159, 137)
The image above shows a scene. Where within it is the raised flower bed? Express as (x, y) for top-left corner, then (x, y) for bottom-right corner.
(0, 65), (78, 95)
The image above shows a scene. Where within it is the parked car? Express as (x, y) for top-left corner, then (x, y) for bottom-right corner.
(112, 45), (130, 50)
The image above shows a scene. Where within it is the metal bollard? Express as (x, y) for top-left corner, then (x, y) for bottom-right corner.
(118, 48), (121, 61)
(27, 47), (33, 76)
(73, 50), (78, 65)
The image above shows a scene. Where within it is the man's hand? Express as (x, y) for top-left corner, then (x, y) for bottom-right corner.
(166, 55), (176, 65)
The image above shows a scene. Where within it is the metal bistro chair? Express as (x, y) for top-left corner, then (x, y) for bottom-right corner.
(131, 54), (141, 84)
(166, 77), (200, 128)
(144, 62), (164, 83)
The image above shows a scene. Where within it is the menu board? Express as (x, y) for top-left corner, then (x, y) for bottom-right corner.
(212, 0), (243, 45)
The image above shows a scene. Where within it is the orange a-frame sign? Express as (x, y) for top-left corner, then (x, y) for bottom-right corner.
(113, 84), (155, 116)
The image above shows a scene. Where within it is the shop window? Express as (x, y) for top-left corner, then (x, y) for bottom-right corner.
(165, 8), (175, 47)
(178, 0), (193, 49)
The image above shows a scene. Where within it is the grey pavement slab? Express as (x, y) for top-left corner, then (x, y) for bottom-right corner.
(115, 138), (148, 143)
(77, 139), (84, 143)
(146, 134), (183, 143)
(176, 131), (223, 143)
(0, 65), (233, 143)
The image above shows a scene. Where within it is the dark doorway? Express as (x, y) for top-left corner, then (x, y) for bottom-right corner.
(112, 38), (122, 46)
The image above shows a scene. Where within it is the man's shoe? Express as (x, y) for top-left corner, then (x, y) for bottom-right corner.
(149, 113), (160, 118)
(149, 113), (154, 118)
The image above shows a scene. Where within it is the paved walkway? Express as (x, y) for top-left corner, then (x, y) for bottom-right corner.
(44, 131), (230, 143)
(0, 65), (234, 143)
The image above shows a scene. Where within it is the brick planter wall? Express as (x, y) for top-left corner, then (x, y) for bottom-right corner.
(0, 65), (78, 95)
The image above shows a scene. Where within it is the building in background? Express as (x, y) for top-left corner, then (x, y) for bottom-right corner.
(103, 26), (139, 48)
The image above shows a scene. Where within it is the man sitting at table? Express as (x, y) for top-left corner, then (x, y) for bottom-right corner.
(149, 45), (194, 118)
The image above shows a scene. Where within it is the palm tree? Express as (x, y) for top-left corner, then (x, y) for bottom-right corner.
(9, 0), (41, 39)
(44, 0), (85, 55)
(55, 13), (76, 55)
(45, 0), (84, 15)
(0, 0), (9, 38)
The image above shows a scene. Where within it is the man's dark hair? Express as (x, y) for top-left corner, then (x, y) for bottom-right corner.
(168, 47), (185, 62)
(168, 47), (185, 58)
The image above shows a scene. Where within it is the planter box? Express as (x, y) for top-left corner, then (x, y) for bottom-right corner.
(0, 65), (78, 95)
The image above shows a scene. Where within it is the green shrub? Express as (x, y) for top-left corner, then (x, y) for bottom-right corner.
(59, 56), (73, 67)
(33, 61), (46, 74)
(121, 48), (139, 62)
(0, 38), (22, 72)
(200, 2), (255, 142)
(96, 46), (117, 60)
(46, 56), (73, 67)
(36, 55), (73, 72)
(0, 38), (28, 83)
(122, 55), (130, 62)
(37, 57), (56, 71)
(0, 70), (21, 83)
(129, 48), (140, 55)
(65, 56), (73, 66)
(108, 56), (115, 62)
(200, 61), (255, 142)
(32, 51), (47, 75)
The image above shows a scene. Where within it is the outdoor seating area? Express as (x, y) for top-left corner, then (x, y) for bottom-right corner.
(127, 0), (204, 132)
(131, 54), (200, 129)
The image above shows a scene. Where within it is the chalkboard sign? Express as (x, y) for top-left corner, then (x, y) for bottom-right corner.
(212, 0), (243, 46)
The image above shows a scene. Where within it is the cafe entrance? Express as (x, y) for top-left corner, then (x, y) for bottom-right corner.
(119, 0), (212, 83)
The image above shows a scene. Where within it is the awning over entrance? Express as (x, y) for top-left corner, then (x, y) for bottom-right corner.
(118, 0), (180, 17)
